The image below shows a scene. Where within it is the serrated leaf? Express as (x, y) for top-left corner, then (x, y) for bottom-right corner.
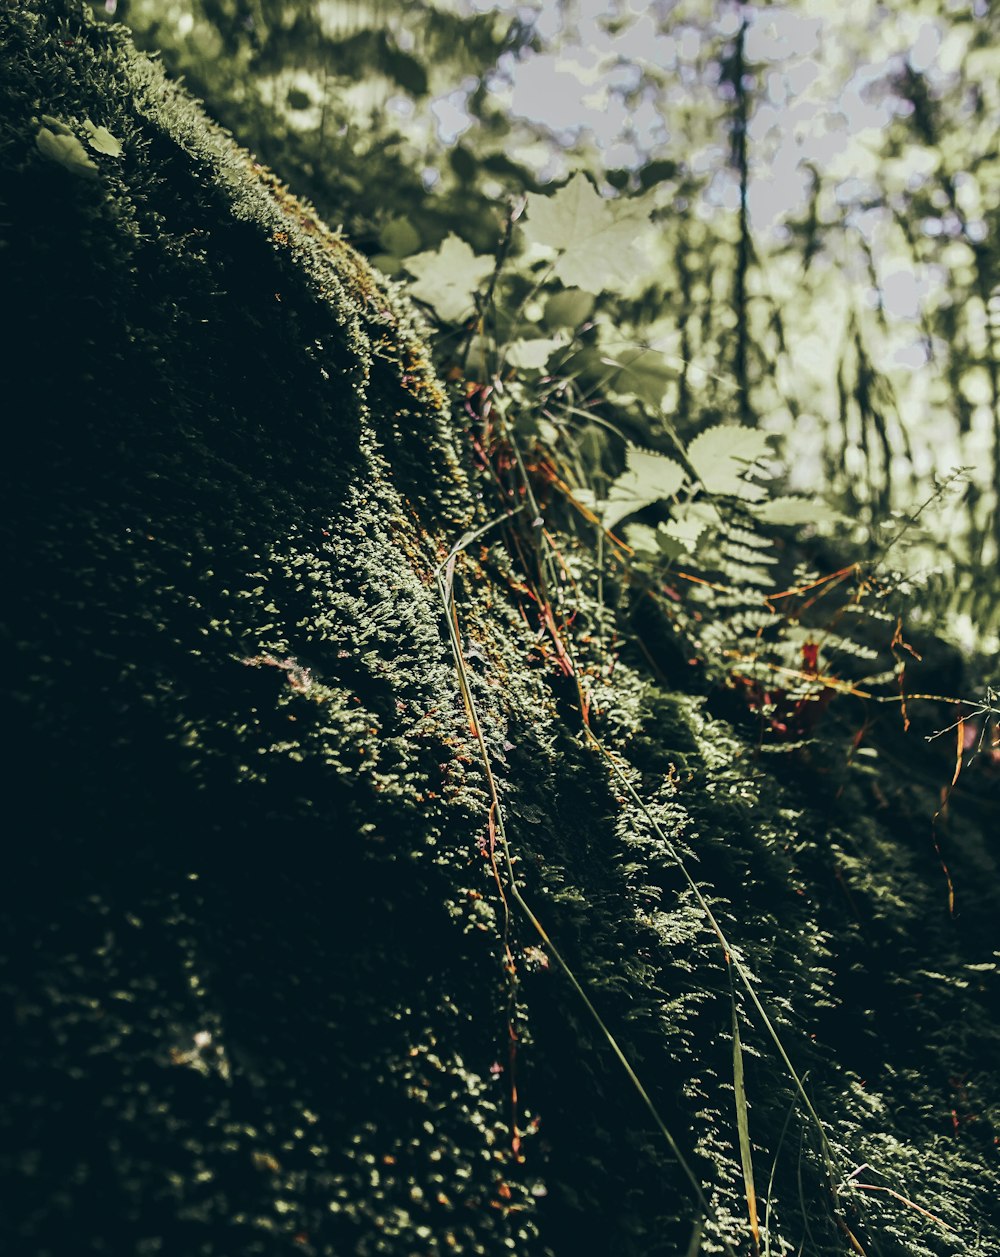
(753, 495), (846, 527)
(403, 234), (494, 323)
(626, 445), (686, 494)
(624, 523), (660, 553)
(35, 126), (98, 178)
(522, 172), (651, 294)
(653, 532), (686, 561)
(725, 524), (772, 549)
(660, 502), (716, 552)
(603, 445), (686, 532)
(506, 334), (567, 370)
(722, 541), (777, 566)
(84, 119), (123, 157)
(722, 561), (773, 587)
(687, 423), (772, 500)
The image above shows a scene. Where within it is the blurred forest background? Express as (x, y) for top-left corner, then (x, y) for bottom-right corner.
(94, 0), (999, 657)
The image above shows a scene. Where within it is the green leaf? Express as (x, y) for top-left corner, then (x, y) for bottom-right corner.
(506, 334), (567, 370)
(35, 126), (98, 178)
(543, 288), (595, 329)
(624, 523), (660, 553)
(84, 119), (123, 157)
(379, 217), (421, 257)
(653, 531), (687, 562)
(603, 445), (686, 532)
(403, 234), (494, 323)
(660, 502), (716, 553)
(752, 496), (846, 527)
(374, 216), (422, 276)
(602, 344), (677, 408)
(40, 114), (73, 135)
(522, 172), (651, 295)
(687, 423), (772, 501)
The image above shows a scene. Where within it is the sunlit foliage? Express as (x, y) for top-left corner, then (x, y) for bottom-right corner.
(100, 0), (1000, 650)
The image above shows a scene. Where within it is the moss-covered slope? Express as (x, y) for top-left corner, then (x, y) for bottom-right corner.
(1, 5), (998, 1256)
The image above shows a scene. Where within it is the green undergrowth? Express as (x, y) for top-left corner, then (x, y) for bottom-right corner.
(1, 5), (998, 1257)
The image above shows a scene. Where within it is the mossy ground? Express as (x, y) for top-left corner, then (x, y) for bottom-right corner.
(1, 5), (998, 1255)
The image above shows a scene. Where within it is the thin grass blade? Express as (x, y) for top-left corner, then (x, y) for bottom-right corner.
(732, 992), (760, 1253)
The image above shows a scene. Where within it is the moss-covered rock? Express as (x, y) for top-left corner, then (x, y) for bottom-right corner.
(2, 5), (998, 1256)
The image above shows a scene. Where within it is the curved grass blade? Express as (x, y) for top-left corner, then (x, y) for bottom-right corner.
(732, 984), (760, 1253)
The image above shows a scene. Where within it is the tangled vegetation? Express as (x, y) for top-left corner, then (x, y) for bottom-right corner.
(2, 3), (999, 1256)
(109, 0), (1000, 643)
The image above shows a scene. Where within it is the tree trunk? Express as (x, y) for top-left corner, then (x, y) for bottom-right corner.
(2, 6), (998, 1255)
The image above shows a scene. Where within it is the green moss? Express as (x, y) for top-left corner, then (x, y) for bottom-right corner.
(1, 5), (998, 1256)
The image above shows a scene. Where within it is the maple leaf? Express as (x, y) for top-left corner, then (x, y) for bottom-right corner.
(521, 173), (651, 294)
(403, 234), (493, 323)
